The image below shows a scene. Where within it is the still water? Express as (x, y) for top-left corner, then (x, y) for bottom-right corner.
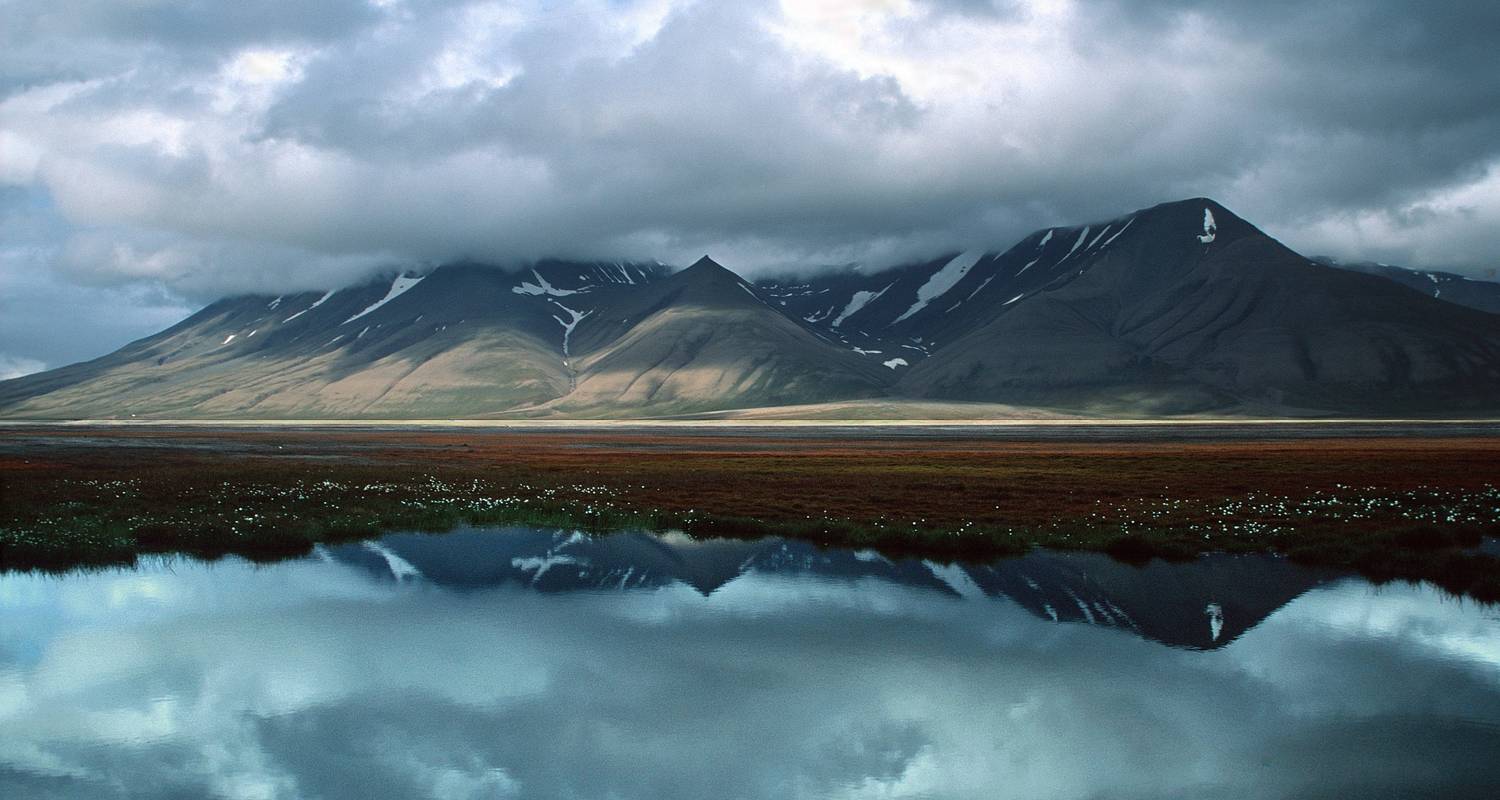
(3, 526), (1499, 799)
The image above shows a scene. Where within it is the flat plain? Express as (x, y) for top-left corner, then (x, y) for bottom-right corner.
(3, 422), (1498, 600)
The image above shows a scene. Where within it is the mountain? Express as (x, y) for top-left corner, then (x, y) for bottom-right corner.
(331, 527), (1336, 650)
(531, 257), (888, 416)
(1313, 257), (1500, 315)
(0, 261), (669, 418)
(4, 198), (1500, 418)
(768, 199), (1500, 415)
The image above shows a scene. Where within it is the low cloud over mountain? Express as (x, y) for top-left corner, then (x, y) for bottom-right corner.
(3, 1), (1500, 370)
(6, 199), (1499, 419)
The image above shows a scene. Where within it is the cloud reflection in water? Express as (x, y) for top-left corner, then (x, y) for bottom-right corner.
(1, 535), (1499, 800)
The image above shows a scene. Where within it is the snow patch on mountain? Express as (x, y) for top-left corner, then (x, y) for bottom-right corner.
(949, 275), (998, 310)
(551, 301), (590, 356)
(513, 269), (580, 297)
(608, 262), (637, 284)
(1065, 587), (1097, 623)
(512, 554), (581, 585)
(1100, 217), (1135, 248)
(284, 290), (335, 323)
(1197, 208), (1217, 243)
(832, 283), (893, 327)
(346, 275), (425, 323)
(893, 250), (985, 323)
(363, 541), (423, 582)
(924, 560), (984, 599)
(1060, 227), (1091, 262)
(883, 357), (909, 369)
(1206, 602), (1224, 642)
(963, 275), (996, 301)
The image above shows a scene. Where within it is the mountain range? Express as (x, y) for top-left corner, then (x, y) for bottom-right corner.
(333, 526), (1335, 650)
(1309, 256), (1500, 315)
(3, 197), (1499, 419)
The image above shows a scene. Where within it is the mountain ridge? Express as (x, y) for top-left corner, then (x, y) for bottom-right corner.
(5, 198), (1500, 419)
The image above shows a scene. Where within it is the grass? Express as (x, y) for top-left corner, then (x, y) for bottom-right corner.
(2, 427), (1498, 601)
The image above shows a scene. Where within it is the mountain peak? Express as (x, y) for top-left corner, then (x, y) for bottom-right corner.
(1113, 196), (1257, 249)
(684, 255), (729, 273)
(1136, 196), (1230, 219)
(675, 255), (746, 288)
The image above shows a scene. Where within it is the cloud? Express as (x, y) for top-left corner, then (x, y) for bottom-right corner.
(0, 188), (197, 367)
(1, 0), (1499, 367)
(0, 354), (46, 380)
(2, 0), (381, 53)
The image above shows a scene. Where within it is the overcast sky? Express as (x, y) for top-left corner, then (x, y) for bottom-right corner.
(3, 0), (1500, 375)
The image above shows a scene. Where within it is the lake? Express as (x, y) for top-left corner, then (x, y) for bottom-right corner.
(3, 526), (1499, 799)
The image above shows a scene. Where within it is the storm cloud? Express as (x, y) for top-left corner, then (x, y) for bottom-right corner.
(2, 0), (1499, 370)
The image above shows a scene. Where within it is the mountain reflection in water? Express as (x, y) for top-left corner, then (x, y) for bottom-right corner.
(1, 525), (1498, 800)
(331, 527), (1337, 650)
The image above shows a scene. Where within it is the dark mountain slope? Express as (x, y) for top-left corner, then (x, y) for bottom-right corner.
(1315, 257), (1500, 315)
(899, 200), (1500, 414)
(759, 207), (1192, 375)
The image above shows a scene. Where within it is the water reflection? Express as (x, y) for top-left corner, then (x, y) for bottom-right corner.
(328, 527), (1339, 649)
(1, 527), (1498, 800)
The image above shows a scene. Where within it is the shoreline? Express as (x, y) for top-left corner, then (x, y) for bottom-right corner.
(2, 426), (1498, 600)
(5, 417), (1500, 428)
